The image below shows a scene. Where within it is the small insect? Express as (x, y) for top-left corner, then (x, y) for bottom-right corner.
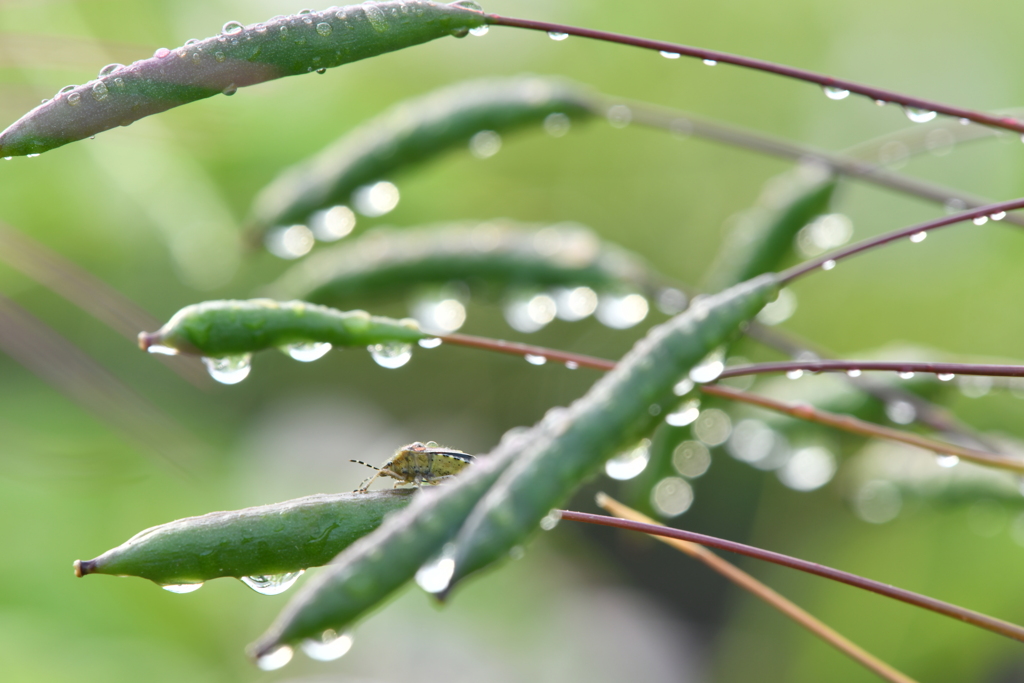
(352, 441), (474, 492)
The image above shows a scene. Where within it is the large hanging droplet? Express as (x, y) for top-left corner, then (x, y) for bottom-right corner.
(240, 570), (305, 595)
(281, 342), (332, 362)
(202, 354), (252, 384)
(301, 630), (353, 661)
(368, 342), (413, 369)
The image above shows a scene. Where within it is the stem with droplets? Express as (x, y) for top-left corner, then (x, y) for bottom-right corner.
(717, 360), (1024, 380)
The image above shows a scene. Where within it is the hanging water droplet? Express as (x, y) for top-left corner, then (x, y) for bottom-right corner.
(91, 81), (109, 101)
(822, 86), (850, 100)
(660, 50), (680, 59)
(161, 582), (203, 593)
(281, 342), (332, 362)
(898, 371), (915, 379)
(222, 21), (244, 36)
(146, 344), (179, 356)
(665, 399), (701, 427)
(992, 211), (1007, 221)
(846, 369), (862, 377)
(689, 347), (725, 383)
(3, 157), (12, 161)
(368, 342), (413, 369)
(756, 287), (797, 326)
(202, 354), (252, 384)
(937, 372), (955, 381)
(223, 83), (238, 96)
(539, 510), (562, 531)
(565, 361), (579, 370)
(673, 378), (695, 396)
(67, 92), (81, 106)
(469, 25), (489, 36)
(418, 337), (443, 349)
(874, 99), (888, 107)
(316, 67), (327, 74)
(26, 154), (40, 158)
(904, 107), (937, 123)
(256, 645), (294, 671)
(240, 570), (305, 595)
(702, 58), (717, 66)
(553, 286), (598, 321)
(595, 293), (648, 329)
(415, 549), (456, 594)
(822, 259), (836, 271)
(786, 369), (804, 380)
(316, 21), (334, 36)
(525, 354), (547, 366)
(547, 31), (569, 41)
(353, 180), (400, 217)
(302, 630), (353, 662)
(909, 231), (927, 243)
(936, 454), (960, 468)
(98, 63), (123, 77)
(973, 215), (989, 226)
(504, 292), (556, 333)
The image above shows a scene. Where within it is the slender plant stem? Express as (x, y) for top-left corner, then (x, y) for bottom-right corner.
(486, 13), (1024, 135)
(582, 495), (1024, 646)
(718, 360), (1024, 380)
(778, 197), (1024, 283)
(569, 496), (919, 683)
(615, 98), (1024, 228)
(700, 383), (1024, 473)
(437, 332), (617, 371)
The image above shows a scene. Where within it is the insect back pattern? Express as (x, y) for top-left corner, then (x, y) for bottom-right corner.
(353, 441), (474, 492)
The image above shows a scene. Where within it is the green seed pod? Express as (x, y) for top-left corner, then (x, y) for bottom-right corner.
(74, 490), (414, 588)
(702, 166), (838, 293)
(0, 2), (487, 157)
(249, 75), (597, 233)
(444, 275), (779, 589)
(249, 442), (518, 660)
(268, 221), (665, 304)
(139, 299), (425, 357)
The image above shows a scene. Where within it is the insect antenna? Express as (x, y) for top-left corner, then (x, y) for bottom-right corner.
(350, 459), (380, 472)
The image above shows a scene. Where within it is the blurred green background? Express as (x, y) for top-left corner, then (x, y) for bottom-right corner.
(3, 0), (1024, 681)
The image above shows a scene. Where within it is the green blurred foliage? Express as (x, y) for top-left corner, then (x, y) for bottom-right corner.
(2, 0), (1024, 681)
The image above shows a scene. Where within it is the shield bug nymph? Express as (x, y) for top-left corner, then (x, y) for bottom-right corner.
(352, 441), (474, 493)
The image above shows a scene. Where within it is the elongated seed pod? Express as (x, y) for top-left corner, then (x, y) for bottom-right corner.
(702, 166), (837, 293)
(139, 299), (424, 357)
(249, 441), (519, 659)
(268, 221), (666, 304)
(444, 275), (778, 588)
(249, 76), (597, 233)
(0, 2), (487, 157)
(75, 490), (414, 587)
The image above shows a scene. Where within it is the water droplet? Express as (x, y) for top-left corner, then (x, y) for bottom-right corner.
(606, 104), (632, 128)
(469, 25), (489, 36)
(26, 154), (40, 158)
(316, 21), (334, 36)
(786, 369), (804, 380)
(777, 446), (836, 491)
(265, 224), (314, 259)
(846, 369), (862, 377)
(665, 399), (701, 427)
(874, 99), (888, 107)
(649, 404), (662, 416)
(959, 374), (992, 398)
(192, 53), (202, 65)
(689, 347), (725, 383)
(214, 51), (226, 62)
(540, 510), (562, 531)
(595, 293), (648, 329)
(453, 0), (484, 9)
(202, 354), (252, 384)
(937, 454), (960, 468)
(525, 354), (547, 366)
(469, 129), (502, 158)
(909, 231), (927, 243)
(973, 215), (989, 226)
(673, 441), (711, 478)
(308, 205), (356, 241)
(364, 4), (389, 32)
(565, 361), (579, 370)
(91, 82), (108, 101)
(937, 373), (955, 381)
(886, 400), (916, 425)
(693, 408), (732, 446)
(113, 77), (125, 89)
(904, 107), (937, 123)
(256, 645), (294, 671)
(302, 630), (353, 662)
(161, 582), (203, 593)
(222, 83), (238, 96)
(702, 58), (717, 66)
(551, 286), (597, 321)
(282, 342), (332, 362)
(660, 50), (680, 59)
(316, 67), (327, 74)
(353, 180), (400, 217)
(184, 38), (200, 46)
(153, 47), (171, 58)
(418, 337), (442, 349)
(756, 287), (797, 326)
(821, 259), (836, 271)
(240, 570), (304, 595)
(547, 31), (569, 41)
(412, 297), (466, 333)
(222, 21), (244, 36)
(898, 371), (915, 379)
(67, 92), (81, 106)
(544, 112), (571, 137)
(3, 157), (12, 161)
(673, 378), (695, 397)
(509, 545), (526, 560)
(98, 63), (123, 77)
(728, 419), (790, 468)
(146, 344), (179, 356)
(415, 550), (455, 594)
(992, 211), (1007, 221)
(368, 342), (413, 369)
(504, 292), (556, 333)
(960, 118), (971, 126)
(822, 86), (850, 100)
(651, 477), (694, 517)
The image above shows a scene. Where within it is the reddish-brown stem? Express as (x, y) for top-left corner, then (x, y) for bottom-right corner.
(437, 332), (617, 371)
(718, 360), (1024, 380)
(563, 505), (1024, 645)
(485, 14), (1024, 135)
(778, 198), (1024, 283)
(700, 383), (1024, 473)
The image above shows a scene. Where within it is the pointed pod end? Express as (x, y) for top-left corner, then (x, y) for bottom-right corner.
(138, 331), (156, 351)
(74, 559), (95, 577)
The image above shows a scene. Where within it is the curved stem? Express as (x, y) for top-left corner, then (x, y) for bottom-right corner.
(572, 496), (1024, 645)
(719, 360), (1024, 380)
(486, 13), (1024, 135)
(700, 383), (1024, 473)
(777, 197), (1024, 284)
